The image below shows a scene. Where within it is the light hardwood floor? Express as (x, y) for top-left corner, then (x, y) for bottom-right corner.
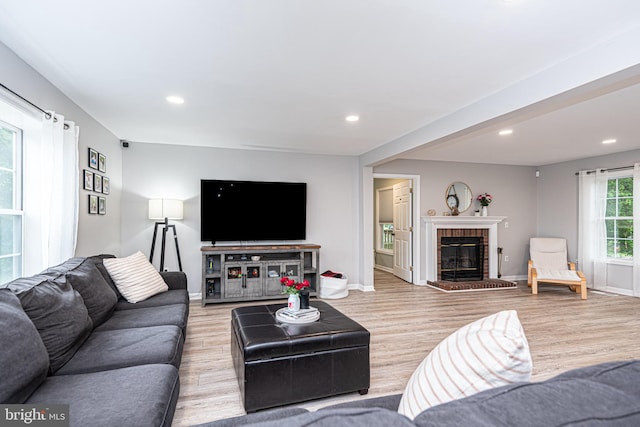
(174, 270), (640, 426)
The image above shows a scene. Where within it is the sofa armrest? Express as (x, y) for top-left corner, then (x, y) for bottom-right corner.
(160, 271), (187, 291)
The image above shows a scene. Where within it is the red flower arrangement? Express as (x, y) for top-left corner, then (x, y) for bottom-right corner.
(280, 277), (310, 295)
(477, 193), (493, 206)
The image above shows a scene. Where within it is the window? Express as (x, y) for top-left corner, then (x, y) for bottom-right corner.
(376, 186), (394, 253)
(0, 121), (23, 284)
(605, 175), (633, 259)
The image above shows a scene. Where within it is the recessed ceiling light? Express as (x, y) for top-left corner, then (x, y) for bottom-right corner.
(345, 115), (359, 122)
(602, 138), (617, 144)
(166, 95), (185, 104)
(498, 129), (513, 136)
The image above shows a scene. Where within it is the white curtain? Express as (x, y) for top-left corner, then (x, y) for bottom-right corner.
(633, 163), (640, 297)
(578, 169), (608, 290)
(25, 112), (79, 270)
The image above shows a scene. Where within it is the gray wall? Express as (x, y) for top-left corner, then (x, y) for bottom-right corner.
(374, 159), (538, 280)
(120, 142), (360, 294)
(537, 148), (640, 265)
(0, 41), (122, 257)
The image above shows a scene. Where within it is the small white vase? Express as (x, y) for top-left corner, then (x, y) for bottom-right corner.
(481, 206), (488, 217)
(287, 294), (300, 312)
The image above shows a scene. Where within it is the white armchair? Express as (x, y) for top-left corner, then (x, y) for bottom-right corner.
(528, 237), (587, 300)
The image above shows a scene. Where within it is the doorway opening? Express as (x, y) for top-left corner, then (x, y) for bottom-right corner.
(373, 175), (419, 284)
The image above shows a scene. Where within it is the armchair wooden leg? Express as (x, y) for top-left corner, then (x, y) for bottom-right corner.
(580, 282), (587, 300)
(532, 277), (538, 295)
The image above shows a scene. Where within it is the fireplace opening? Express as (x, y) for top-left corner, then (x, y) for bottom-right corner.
(440, 236), (484, 281)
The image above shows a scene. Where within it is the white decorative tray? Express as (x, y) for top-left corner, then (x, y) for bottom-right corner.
(275, 307), (320, 324)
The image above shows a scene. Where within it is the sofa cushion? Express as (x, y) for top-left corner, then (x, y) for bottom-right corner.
(116, 289), (188, 310)
(48, 258), (118, 328)
(398, 310), (532, 420)
(56, 325), (184, 375)
(25, 364), (179, 427)
(95, 303), (187, 333)
(4, 275), (93, 374)
(103, 251), (168, 303)
(0, 289), (49, 403)
(413, 360), (640, 427)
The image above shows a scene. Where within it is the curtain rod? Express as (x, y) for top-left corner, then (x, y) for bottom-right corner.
(574, 165), (635, 176)
(0, 82), (54, 120)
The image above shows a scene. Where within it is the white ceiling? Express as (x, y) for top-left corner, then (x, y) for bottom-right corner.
(1, 0), (640, 166)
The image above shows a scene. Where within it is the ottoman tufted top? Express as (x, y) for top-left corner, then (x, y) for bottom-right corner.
(231, 301), (369, 362)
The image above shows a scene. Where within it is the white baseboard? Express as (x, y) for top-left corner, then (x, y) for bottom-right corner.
(374, 265), (394, 274)
(501, 275), (527, 282)
(189, 292), (202, 301)
(348, 283), (375, 292)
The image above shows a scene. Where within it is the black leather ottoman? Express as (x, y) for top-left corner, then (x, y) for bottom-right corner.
(231, 301), (370, 413)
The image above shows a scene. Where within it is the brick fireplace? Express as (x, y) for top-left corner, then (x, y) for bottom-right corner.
(438, 229), (489, 281)
(422, 216), (506, 283)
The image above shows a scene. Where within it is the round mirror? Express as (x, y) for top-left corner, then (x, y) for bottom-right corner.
(445, 181), (473, 213)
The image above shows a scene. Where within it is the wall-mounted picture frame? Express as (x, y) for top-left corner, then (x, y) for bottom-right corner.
(94, 174), (103, 193)
(89, 148), (98, 170)
(88, 194), (98, 214)
(102, 176), (110, 195)
(98, 153), (106, 173)
(98, 197), (106, 215)
(83, 169), (94, 191)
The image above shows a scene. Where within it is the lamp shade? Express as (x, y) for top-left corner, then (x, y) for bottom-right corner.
(149, 199), (183, 220)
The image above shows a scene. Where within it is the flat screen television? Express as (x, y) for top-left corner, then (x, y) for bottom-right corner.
(200, 179), (307, 243)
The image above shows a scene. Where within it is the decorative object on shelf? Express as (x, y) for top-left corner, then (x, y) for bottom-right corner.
(474, 210), (480, 217)
(445, 182), (473, 213)
(299, 288), (310, 309)
(148, 198), (184, 272)
(477, 193), (492, 216)
(427, 209), (436, 216)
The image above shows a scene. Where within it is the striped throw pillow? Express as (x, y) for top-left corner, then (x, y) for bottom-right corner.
(103, 251), (168, 303)
(397, 310), (532, 420)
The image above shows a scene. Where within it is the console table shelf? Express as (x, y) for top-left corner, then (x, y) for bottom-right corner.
(201, 244), (320, 306)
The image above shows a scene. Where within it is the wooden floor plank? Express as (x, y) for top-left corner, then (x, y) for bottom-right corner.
(174, 270), (640, 426)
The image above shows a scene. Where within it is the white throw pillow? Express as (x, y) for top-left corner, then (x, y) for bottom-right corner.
(103, 251), (168, 303)
(397, 310), (532, 420)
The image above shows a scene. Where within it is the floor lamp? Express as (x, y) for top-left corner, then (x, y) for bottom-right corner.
(149, 199), (183, 272)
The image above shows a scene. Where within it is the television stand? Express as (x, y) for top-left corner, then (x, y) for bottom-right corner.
(201, 244), (320, 306)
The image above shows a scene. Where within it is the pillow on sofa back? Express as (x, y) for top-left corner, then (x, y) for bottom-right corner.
(103, 251), (168, 303)
(4, 275), (93, 374)
(0, 289), (49, 403)
(397, 310), (532, 420)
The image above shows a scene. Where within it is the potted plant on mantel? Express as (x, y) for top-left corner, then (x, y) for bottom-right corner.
(477, 193), (492, 216)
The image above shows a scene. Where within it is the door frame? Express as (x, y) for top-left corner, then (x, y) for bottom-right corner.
(371, 173), (421, 286)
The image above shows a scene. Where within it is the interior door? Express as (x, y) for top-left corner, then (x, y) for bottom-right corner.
(393, 180), (413, 282)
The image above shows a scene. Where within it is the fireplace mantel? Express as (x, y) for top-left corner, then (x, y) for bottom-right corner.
(422, 216), (506, 282)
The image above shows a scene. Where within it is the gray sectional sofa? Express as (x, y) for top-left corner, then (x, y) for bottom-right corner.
(199, 360), (640, 426)
(0, 254), (189, 427)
